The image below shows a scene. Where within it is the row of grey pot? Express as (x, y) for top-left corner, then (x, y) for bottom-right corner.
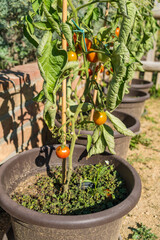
(0, 78), (152, 240)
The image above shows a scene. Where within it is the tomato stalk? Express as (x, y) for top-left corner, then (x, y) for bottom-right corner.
(62, 0), (68, 184)
(67, 0), (78, 25)
(63, 102), (84, 193)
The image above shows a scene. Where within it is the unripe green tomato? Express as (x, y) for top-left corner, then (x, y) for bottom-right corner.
(97, 52), (109, 63)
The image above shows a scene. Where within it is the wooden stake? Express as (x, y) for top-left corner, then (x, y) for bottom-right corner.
(104, 2), (110, 26)
(62, 0), (68, 184)
(90, 63), (101, 121)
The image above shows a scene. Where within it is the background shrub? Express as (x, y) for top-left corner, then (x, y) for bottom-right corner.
(0, 0), (36, 69)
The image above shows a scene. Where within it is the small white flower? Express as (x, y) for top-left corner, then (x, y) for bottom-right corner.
(105, 160), (109, 165)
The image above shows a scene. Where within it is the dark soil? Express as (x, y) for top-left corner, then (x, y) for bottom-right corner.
(11, 163), (128, 215)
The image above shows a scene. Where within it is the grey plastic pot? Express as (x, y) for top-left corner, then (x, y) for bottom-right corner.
(55, 110), (140, 159)
(0, 145), (141, 240)
(131, 78), (153, 93)
(117, 89), (150, 120)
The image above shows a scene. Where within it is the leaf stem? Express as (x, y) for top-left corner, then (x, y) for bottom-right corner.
(76, 0), (112, 12)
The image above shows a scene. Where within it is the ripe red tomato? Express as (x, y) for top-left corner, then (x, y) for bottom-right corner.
(68, 51), (78, 61)
(93, 111), (107, 125)
(85, 38), (92, 51)
(88, 68), (93, 76)
(115, 27), (120, 37)
(56, 146), (70, 159)
(110, 67), (113, 72)
(95, 65), (104, 73)
(87, 49), (98, 63)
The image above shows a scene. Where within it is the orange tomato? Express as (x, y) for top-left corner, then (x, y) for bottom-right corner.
(93, 111), (107, 125)
(56, 146), (70, 159)
(87, 49), (98, 63)
(68, 51), (78, 61)
(106, 70), (110, 75)
(115, 27), (120, 37)
(85, 38), (92, 51)
(95, 65), (104, 73)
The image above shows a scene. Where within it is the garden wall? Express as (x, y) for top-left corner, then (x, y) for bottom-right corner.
(0, 62), (52, 164)
(0, 61), (85, 164)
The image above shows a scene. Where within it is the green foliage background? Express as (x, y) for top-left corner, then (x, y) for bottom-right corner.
(0, 0), (37, 69)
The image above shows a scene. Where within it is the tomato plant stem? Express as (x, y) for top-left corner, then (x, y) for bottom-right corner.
(63, 103), (83, 193)
(90, 63), (102, 121)
(62, 0), (68, 184)
(67, 0), (78, 25)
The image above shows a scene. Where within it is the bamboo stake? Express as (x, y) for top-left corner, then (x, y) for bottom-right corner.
(105, 2), (110, 17)
(62, 0), (68, 184)
(90, 62), (101, 121)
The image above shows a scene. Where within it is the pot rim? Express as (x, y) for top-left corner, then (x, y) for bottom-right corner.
(0, 145), (141, 229)
(131, 78), (153, 89)
(55, 110), (140, 139)
(122, 89), (150, 103)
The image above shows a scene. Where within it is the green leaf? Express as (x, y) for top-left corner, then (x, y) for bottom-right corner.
(106, 42), (130, 111)
(87, 133), (106, 158)
(43, 0), (51, 11)
(51, 0), (58, 9)
(106, 111), (135, 137)
(33, 90), (45, 102)
(92, 127), (100, 144)
(23, 25), (39, 48)
(118, 0), (128, 17)
(43, 100), (56, 130)
(43, 3), (61, 36)
(82, 4), (96, 26)
(25, 13), (35, 35)
(38, 35), (67, 102)
(61, 61), (79, 73)
(119, 2), (137, 44)
(70, 103), (93, 113)
(32, 0), (42, 13)
(33, 21), (51, 30)
(102, 125), (116, 155)
(87, 135), (92, 152)
(62, 23), (73, 50)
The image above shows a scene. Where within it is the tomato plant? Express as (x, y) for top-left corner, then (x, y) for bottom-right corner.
(56, 146), (70, 159)
(87, 49), (98, 63)
(93, 111), (107, 125)
(68, 51), (78, 61)
(24, 0), (150, 192)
